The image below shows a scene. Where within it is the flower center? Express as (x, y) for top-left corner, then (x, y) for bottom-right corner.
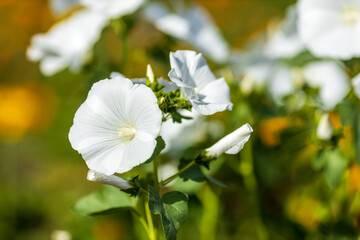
(118, 126), (136, 141)
(343, 7), (360, 25)
(194, 87), (200, 94)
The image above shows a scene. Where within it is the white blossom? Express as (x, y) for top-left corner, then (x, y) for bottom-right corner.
(352, 73), (360, 99)
(27, 9), (107, 76)
(168, 50), (233, 115)
(297, 0), (360, 59)
(144, 3), (230, 64)
(69, 76), (162, 175)
(49, 0), (79, 16)
(80, 0), (145, 19)
(265, 6), (305, 58)
(206, 123), (253, 158)
(303, 61), (350, 110)
(317, 113), (333, 141)
(87, 170), (132, 189)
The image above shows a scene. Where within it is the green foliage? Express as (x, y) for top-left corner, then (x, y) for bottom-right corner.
(148, 186), (189, 240)
(314, 148), (348, 188)
(72, 186), (138, 216)
(145, 136), (166, 164)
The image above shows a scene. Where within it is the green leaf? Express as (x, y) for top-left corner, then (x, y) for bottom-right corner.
(148, 186), (163, 215)
(355, 111), (360, 164)
(179, 158), (205, 182)
(72, 185), (137, 216)
(145, 136), (166, 164)
(322, 148), (347, 188)
(148, 187), (189, 240)
(162, 192), (188, 240)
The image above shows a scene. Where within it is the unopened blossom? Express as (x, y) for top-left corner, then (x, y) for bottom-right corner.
(27, 9), (107, 76)
(303, 61), (350, 110)
(144, 3), (230, 63)
(352, 73), (360, 99)
(206, 123), (253, 158)
(317, 113), (333, 141)
(69, 76), (162, 175)
(87, 170), (132, 189)
(298, 0), (360, 59)
(168, 50), (233, 115)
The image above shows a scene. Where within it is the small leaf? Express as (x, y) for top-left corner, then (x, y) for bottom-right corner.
(324, 148), (347, 188)
(205, 176), (227, 188)
(145, 136), (166, 164)
(148, 186), (163, 215)
(162, 192), (188, 240)
(72, 186), (137, 216)
(148, 187), (189, 240)
(179, 158), (205, 182)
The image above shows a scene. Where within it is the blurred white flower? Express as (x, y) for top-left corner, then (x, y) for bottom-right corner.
(51, 230), (71, 240)
(317, 113), (333, 140)
(49, 0), (79, 16)
(80, 0), (145, 19)
(298, 0), (360, 59)
(69, 77), (162, 175)
(87, 170), (132, 189)
(27, 9), (107, 76)
(206, 123), (253, 158)
(265, 6), (305, 58)
(303, 61), (350, 110)
(352, 73), (360, 99)
(144, 3), (230, 63)
(169, 50), (233, 115)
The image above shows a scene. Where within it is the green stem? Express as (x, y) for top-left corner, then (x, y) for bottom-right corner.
(145, 198), (156, 240)
(160, 160), (196, 186)
(240, 137), (268, 240)
(153, 157), (160, 192)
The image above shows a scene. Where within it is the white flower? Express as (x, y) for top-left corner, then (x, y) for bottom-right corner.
(303, 61), (350, 110)
(317, 113), (333, 140)
(352, 73), (360, 99)
(297, 0), (360, 59)
(206, 123), (253, 158)
(144, 3), (230, 64)
(27, 9), (107, 76)
(69, 76), (162, 175)
(80, 0), (145, 19)
(265, 6), (305, 58)
(49, 0), (79, 16)
(87, 170), (132, 189)
(168, 50), (233, 115)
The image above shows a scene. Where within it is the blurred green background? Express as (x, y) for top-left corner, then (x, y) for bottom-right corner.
(7, 0), (360, 240)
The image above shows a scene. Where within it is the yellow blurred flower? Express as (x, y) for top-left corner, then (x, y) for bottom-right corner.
(258, 117), (291, 147)
(0, 83), (56, 142)
(348, 164), (360, 194)
(285, 193), (328, 230)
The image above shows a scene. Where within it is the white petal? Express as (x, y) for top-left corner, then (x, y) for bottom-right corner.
(317, 113), (333, 140)
(80, 0), (145, 19)
(352, 73), (360, 99)
(118, 137), (157, 173)
(303, 61), (350, 109)
(206, 123), (253, 158)
(87, 170), (132, 189)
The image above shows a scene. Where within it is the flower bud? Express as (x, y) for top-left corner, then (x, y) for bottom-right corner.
(206, 123), (253, 158)
(316, 113), (333, 140)
(146, 64), (155, 83)
(87, 170), (132, 190)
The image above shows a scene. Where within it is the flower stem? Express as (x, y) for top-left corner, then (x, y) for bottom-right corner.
(144, 198), (156, 240)
(153, 157), (160, 192)
(160, 160), (196, 186)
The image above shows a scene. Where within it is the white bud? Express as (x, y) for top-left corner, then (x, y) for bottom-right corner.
(352, 73), (360, 99)
(146, 64), (155, 83)
(317, 113), (333, 140)
(206, 123), (253, 158)
(87, 170), (132, 190)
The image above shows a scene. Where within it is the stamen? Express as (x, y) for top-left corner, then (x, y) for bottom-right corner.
(118, 126), (136, 141)
(343, 7), (360, 25)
